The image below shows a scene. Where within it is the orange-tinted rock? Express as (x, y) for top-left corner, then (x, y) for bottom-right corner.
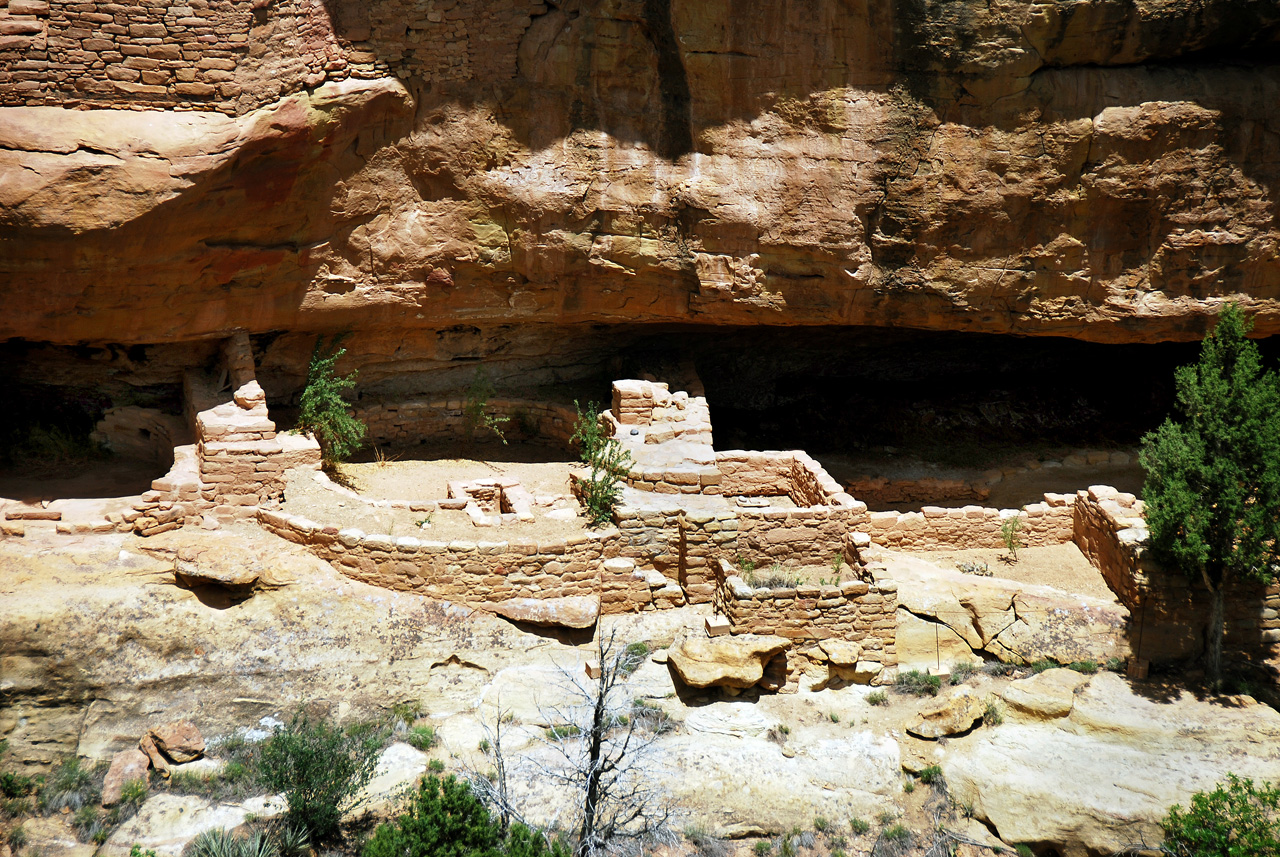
(0, 2), (1277, 353)
(148, 721), (204, 764)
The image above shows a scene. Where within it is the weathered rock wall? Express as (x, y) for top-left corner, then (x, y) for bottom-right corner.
(1, 0), (1279, 366)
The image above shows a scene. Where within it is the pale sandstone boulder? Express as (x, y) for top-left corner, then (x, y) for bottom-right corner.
(347, 743), (430, 821)
(817, 639), (862, 666)
(100, 794), (285, 857)
(908, 687), (986, 739)
(944, 672), (1280, 857)
(683, 702), (778, 738)
(101, 748), (150, 807)
(13, 816), (95, 857)
(149, 721), (204, 763)
(489, 595), (599, 629)
(667, 634), (791, 689)
(1001, 668), (1089, 719)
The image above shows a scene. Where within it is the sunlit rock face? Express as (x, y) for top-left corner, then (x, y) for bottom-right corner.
(1, 0), (1278, 363)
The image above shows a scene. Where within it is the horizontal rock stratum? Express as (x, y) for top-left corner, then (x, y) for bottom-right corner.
(1, 0), (1278, 352)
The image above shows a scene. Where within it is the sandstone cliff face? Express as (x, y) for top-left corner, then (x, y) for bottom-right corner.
(1, 0), (1278, 361)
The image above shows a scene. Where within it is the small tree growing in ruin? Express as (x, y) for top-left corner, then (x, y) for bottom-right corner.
(297, 334), (366, 465)
(999, 515), (1022, 563)
(570, 401), (632, 527)
(463, 367), (510, 445)
(1139, 304), (1280, 688)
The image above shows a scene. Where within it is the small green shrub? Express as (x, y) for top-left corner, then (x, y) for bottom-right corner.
(867, 691), (888, 706)
(828, 712), (840, 724)
(877, 811), (896, 825)
(983, 699), (1004, 727)
(813, 817), (830, 833)
(894, 670), (941, 697)
(950, 661), (979, 684)
(983, 662), (1016, 677)
(882, 824), (911, 844)
(186, 829), (280, 857)
(297, 334), (366, 464)
(272, 825), (310, 857)
(72, 805), (110, 844)
(257, 711), (385, 842)
(462, 368), (510, 445)
(902, 780), (915, 794)
(406, 726), (437, 752)
(119, 777), (148, 818)
(850, 818), (870, 835)
(427, 759), (445, 774)
(8, 822), (28, 851)
(40, 757), (97, 813)
(917, 765), (943, 785)
(753, 840), (773, 857)
(1000, 516), (1023, 562)
(1068, 660), (1099, 675)
(1105, 657), (1127, 673)
(1028, 659), (1057, 674)
(1, 771), (37, 800)
(130, 844), (157, 857)
(1014, 846), (1033, 857)
(363, 775), (567, 857)
(544, 724), (582, 741)
(1161, 774), (1280, 857)
(831, 554), (845, 576)
(684, 824), (730, 857)
(618, 642), (650, 677)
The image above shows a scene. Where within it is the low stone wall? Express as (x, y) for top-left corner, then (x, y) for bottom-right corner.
(611, 379), (712, 445)
(713, 565), (898, 690)
(865, 494), (1075, 551)
(256, 508), (673, 613)
(355, 398), (577, 447)
(714, 451), (794, 496)
(1072, 486), (1280, 664)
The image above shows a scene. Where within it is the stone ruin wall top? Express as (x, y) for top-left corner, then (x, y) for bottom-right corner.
(0, 0), (543, 112)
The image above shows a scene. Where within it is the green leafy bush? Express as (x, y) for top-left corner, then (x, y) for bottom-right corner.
(576, 437), (631, 527)
(950, 661), (979, 684)
(186, 829), (280, 857)
(297, 334), (366, 464)
(849, 818), (870, 835)
(894, 670), (941, 697)
(406, 726), (437, 752)
(866, 691), (888, 707)
(752, 841), (772, 857)
(258, 712), (385, 842)
(1161, 774), (1280, 857)
(363, 775), (567, 857)
(917, 765), (942, 786)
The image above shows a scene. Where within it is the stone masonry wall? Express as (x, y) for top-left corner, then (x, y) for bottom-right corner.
(865, 494), (1076, 551)
(713, 565), (898, 690)
(356, 398), (577, 447)
(736, 505), (869, 567)
(0, 0), (352, 113)
(256, 507), (675, 613)
(1072, 486), (1280, 665)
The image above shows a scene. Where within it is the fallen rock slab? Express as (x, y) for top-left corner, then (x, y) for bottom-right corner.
(1001, 668), (1089, 719)
(908, 687), (985, 738)
(489, 596), (599, 629)
(102, 748), (151, 807)
(149, 721), (204, 763)
(668, 634), (790, 689)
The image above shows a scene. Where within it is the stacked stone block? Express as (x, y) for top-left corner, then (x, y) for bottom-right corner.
(611, 379), (712, 445)
(713, 563), (898, 690)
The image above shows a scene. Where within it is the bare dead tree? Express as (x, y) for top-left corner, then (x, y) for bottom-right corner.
(533, 629), (674, 857)
(466, 700), (525, 835)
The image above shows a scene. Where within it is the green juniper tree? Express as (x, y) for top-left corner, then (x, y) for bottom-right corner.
(1139, 305), (1280, 688)
(297, 334), (366, 464)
